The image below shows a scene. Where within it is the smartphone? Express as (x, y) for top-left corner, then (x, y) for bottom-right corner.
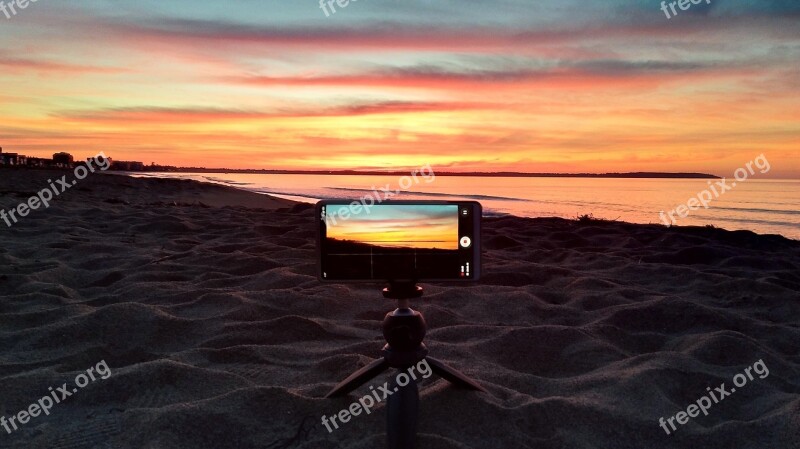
(317, 200), (481, 282)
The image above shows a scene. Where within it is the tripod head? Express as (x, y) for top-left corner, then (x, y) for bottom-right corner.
(381, 282), (428, 367)
(382, 282), (424, 300)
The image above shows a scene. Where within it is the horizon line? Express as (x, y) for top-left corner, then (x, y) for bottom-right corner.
(122, 166), (723, 179)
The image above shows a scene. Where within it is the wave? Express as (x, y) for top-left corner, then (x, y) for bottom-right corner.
(713, 206), (800, 216)
(688, 213), (800, 229)
(326, 187), (529, 202)
(201, 176), (253, 186)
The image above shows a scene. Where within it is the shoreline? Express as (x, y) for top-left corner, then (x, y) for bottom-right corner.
(2, 168), (796, 245)
(0, 164), (723, 179)
(3, 168), (796, 243)
(125, 170), (800, 241)
(119, 169), (724, 179)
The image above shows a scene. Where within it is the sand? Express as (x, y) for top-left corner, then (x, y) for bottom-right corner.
(0, 169), (798, 449)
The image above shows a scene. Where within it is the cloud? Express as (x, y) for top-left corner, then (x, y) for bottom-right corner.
(0, 55), (123, 74)
(53, 101), (490, 124)
(231, 59), (749, 93)
(98, 14), (799, 54)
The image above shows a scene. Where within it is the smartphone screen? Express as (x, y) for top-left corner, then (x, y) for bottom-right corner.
(317, 201), (481, 282)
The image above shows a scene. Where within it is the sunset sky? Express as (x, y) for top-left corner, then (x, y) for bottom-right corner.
(327, 205), (458, 249)
(0, 0), (797, 176)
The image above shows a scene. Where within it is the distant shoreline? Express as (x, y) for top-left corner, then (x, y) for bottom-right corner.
(0, 165), (721, 179)
(117, 168), (722, 179)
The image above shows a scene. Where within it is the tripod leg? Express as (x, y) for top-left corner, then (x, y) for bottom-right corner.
(387, 376), (418, 449)
(325, 358), (391, 398)
(426, 357), (487, 393)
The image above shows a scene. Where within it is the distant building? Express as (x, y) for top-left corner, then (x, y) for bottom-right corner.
(88, 156), (112, 166)
(0, 147), (17, 165)
(53, 152), (74, 167)
(0, 149), (24, 166)
(0, 147), (77, 168)
(26, 157), (52, 168)
(110, 160), (145, 171)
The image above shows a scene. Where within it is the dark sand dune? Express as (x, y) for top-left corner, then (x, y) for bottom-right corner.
(0, 170), (798, 449)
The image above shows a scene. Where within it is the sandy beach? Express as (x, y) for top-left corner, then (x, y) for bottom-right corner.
(0, 170), (798, 449)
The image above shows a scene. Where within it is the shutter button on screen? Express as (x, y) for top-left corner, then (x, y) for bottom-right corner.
(460, 236), (472, 248)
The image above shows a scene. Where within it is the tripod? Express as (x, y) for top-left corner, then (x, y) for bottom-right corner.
(325, 283), (486, 449)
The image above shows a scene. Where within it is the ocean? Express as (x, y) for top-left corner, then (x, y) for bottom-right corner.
(130, 173), (800, 240)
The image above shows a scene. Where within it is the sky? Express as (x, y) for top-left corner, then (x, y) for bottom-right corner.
(0, 0), (798, 177)
(326, 204), (458, 249)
